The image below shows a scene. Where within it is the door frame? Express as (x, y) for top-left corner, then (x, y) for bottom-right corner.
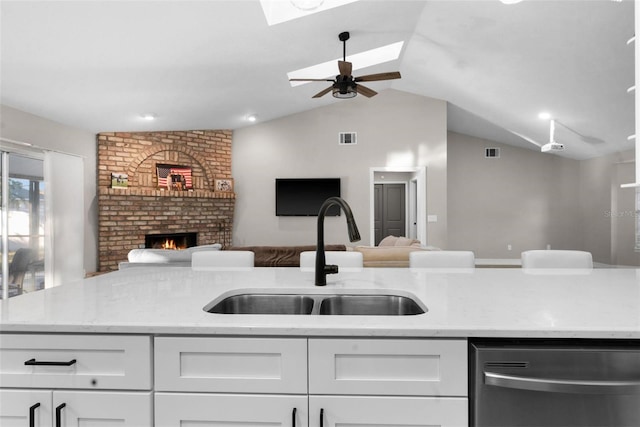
(369, 166), (426, 246)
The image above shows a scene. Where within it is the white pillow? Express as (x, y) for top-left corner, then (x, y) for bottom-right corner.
(128, 243), (222, 263)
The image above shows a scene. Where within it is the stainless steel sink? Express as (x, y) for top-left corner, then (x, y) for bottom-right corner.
(206, 294), (315, 315)
(318, 294), (425, 316)
(204, 292), (426, 316)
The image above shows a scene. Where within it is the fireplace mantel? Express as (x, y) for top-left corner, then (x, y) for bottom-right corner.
(99, 188), (235, 199)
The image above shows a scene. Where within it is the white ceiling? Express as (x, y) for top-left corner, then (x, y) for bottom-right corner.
(0, 0), (634, 160)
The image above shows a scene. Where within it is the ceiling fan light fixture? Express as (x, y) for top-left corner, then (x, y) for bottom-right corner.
(332, 80), (357, 98)
(332, 85), (357, 99)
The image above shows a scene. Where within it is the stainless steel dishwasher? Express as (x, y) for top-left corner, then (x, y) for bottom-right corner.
(470, 339), (640, 427)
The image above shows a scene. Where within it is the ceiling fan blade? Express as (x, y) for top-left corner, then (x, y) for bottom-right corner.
(290, 78), (334, 82)
(312, 86), (333, 98)
(354, 71), (401, 82)
(338, 60), (352, 76)
(356, 84), (377, 98)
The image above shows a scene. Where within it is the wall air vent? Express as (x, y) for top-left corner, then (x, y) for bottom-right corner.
(485, 147), (500, 158)
(339, 132), (357, 145)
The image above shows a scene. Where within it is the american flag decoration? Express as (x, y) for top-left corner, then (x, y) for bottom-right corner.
(156, 164), (193, 190)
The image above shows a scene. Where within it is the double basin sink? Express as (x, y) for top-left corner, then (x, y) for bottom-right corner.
(204, 291), (426, 316)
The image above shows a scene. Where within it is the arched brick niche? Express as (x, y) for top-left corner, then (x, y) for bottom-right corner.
(128, 144), (215, 190)
(97, 130), (235, 272)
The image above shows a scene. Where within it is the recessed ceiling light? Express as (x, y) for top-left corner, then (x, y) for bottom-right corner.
(500, 0), (523, 4)
(141, 113), (156, 121)
(538, 112), (551, 120)
(288, 41), (404, 87)
(246, 114), (258, 122)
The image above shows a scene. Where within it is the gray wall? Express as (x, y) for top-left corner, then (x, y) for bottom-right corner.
(448, 131), (639, 265)
(232, 89), (447, 248)
(579, 149), (639, 266)
(447, 132), (582, 259)
(0, 105), (98, 273)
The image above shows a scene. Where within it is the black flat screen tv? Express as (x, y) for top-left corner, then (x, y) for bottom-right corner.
(275, 178), (341, 216)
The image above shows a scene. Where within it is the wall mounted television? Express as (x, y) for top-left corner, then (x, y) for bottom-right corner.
(275, 178), (341, 216)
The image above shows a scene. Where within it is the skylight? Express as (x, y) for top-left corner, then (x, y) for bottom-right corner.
(287, 41), (404, 87)
(260, 0), (360, 26)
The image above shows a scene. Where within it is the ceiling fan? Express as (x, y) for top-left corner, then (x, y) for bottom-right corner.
(290, 31), (401, 99)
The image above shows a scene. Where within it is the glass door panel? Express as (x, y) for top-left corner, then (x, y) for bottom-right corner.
(1, 152), (45, 298)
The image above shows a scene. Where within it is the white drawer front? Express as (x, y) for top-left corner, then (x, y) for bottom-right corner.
(155, 337), (307, 393)
(309, 338), (467, 396)
(0, 334), (152, 390)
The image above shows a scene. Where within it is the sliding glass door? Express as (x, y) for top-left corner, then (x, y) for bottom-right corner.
(1, 151), (45, 299)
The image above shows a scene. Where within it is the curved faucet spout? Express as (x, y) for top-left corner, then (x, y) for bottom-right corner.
(315, 197), (361, 286)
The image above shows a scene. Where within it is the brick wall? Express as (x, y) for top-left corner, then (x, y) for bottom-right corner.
(97, 130), (235, 272)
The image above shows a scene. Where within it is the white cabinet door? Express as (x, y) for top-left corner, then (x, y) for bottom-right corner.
(155, 393), (308, 427)
(309, 395), (468, 427)
(0, 389), (53, 427)
(53, 391), (152, 427)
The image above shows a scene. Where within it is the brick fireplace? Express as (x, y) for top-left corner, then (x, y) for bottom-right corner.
(97, 130), (235, 272)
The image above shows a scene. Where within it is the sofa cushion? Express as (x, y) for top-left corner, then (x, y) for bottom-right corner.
(378, 235), (422, 247)
(228, 245), (346, 267)
(353, 245), (439, 267)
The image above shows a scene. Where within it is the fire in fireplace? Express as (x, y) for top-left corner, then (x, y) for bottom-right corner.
(145, 232), (197, 250)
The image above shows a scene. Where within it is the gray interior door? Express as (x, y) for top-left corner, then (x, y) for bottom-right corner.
(374, 183), (406, 245)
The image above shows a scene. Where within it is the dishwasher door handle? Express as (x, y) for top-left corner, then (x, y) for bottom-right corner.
(484, 371), (640, 395)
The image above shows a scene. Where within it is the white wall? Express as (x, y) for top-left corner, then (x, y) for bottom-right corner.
(232, 89), (447, 248)
(0, 105), (97, 273)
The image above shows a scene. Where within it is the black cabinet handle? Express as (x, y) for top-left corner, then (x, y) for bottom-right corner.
(55, 403), (66, 427)
(292, 407), (297, 427)
(320, 408), (324, 427)
(29, 403), (40, 427)
(25, 358), (77, 366)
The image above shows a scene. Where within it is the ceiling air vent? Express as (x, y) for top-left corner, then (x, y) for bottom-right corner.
(339, 132), (357, 145)
(485, 147), (500, 158)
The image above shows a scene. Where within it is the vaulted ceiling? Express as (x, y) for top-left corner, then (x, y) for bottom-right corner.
(0, 0), (634, 160)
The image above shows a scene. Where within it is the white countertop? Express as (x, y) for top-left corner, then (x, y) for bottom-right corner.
(1, 267), (639, 338)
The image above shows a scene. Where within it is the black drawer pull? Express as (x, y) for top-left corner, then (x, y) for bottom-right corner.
(292, 407), (297, 427)
(25, 358), (77, 366)
(29, 402), (41, 427)
(320, 408), (324, 427)
(55, 403), (66, 427)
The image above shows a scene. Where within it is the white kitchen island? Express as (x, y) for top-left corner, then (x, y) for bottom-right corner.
(1, 267), (639, 426)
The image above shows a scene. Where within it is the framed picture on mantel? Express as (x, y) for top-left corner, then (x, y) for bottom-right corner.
(215, 178), (234, 192)
(111, 173), (128, 189)
(157, 164), (193, 191)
